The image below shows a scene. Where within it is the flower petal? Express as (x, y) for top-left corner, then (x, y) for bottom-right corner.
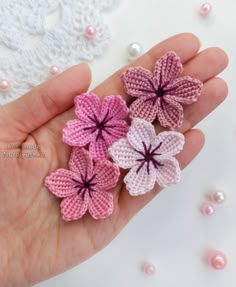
(93, 160), (120, 190)
(157, 97), (184, 129)
(129, 95), (159, 122)
(63, 119), (94, 146)
(153, 131), (185, 156)
(164, 76), (203, 104)
(74, 93), (101, 122)
(88, 191), (113, 219)
(127, 118), (156, 151)
(102, 119), (129, 146)
(109, 138), (138, 169)
(154, 51), (183, 87)
(100, 95), (129, 121)
(44, 169), (78, 198)
(89, 136), (109, 160)
(124, 164), (156, 196)
(155, 157), (181, 188)
(122, 66), (156, 98)
(69, 147), (93, 178)
(60, 194), (89, 221)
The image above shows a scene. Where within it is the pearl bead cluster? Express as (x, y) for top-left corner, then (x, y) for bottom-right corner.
(201, 189), (226, 216)
(142, 189), (227, 277)
(200, 189), (227, 270)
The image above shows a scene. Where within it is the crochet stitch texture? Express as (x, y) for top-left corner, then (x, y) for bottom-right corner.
(109, 118), (185, 196)
(63, 93), (129, 160)
(122, 51), (203, 129)
(45, 147), (120, 220)
(0, 0), (118, 104)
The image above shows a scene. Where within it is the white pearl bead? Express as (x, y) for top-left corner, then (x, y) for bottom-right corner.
(211, 190), (226, 204)
(127, 42), (143, 61)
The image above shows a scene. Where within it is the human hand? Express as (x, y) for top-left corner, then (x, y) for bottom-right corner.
(0, 33), (228, 286)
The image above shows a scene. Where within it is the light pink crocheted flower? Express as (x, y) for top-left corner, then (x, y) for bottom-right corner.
(45, 147), (120, 220)
(122, 51), (203, 129)
(109, 118), (185, 196)
(63, 93), (129, 160)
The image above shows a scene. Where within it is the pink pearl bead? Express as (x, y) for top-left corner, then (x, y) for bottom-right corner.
(208, 251), (227, 270)
(84, 25), (97, 39)
(200, 2), (212, 16)
(211, 190), (226, 204)
(201, 202), (215, 216)
(0, 80), (11, 92)
(142, 262), (156, 276)
(50, 66), (60, 76)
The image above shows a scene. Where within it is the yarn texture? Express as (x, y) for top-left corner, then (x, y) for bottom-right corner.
(109, 118), (185, 196)
(45, 147), (120, 220)
(0, 0), (118, 104)
(122, 51), (203, 129)
(63, 93), (129, 160)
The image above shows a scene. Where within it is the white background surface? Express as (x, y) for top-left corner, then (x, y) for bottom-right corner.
(36, 0), (236, 286)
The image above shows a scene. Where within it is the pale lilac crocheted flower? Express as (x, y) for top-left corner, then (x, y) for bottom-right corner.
(109, 118), (185, 196)
(122, 51), (203, 129)
(63, 93), (129, 160)
(45, 147), (120, 220)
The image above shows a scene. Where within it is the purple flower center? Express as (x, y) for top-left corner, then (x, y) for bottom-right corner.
(155, 87), (165, 98)
(135, 142), (164, 174)
(140, 79), (170, 107)
(72, 172), (97, 200)
(84, 110), (115, 141)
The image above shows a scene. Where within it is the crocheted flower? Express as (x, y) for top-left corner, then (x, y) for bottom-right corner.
(45, 147), (120, 220)
(63, 93), (129, 160)
(109, 118), (185, 196)
(122, 51), (203, 129)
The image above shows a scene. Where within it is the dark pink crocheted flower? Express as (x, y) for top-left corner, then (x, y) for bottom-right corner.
(122, 51), (203, 129)
(45, 147), (120, 221)
(63, 93), (129, 160)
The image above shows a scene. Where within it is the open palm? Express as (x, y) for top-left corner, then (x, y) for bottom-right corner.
(0, 34), (228, 286)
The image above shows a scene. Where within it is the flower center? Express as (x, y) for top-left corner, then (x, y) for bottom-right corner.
(140, 80), (166, 106)
(136, 142), (164, 174)
(84, 110), (115, 141)
(72, 173), (97, 200)
(155, 87), (165, 98)
(96, 121), (105, 130)
(83, 181), (91, 189)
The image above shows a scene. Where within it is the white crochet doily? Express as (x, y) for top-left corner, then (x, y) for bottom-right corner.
(0, 0), (118, 104)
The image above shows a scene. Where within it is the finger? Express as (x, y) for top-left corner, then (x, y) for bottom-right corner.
(179, 77), (228, 132)
(95, 33), (201, 97)
(118, 129), (205, 221)
(0, 63), (91, 144)
(46, 33), (201, 134)
(182, 47), (228, 82)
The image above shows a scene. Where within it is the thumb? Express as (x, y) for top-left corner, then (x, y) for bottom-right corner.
(0, 63), (91, 144)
